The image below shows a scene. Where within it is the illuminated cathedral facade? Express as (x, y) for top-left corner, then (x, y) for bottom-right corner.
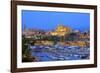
(50, 25), (72, 36)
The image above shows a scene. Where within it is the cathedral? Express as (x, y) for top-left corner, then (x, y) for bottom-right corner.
(51, 24), (72, 36)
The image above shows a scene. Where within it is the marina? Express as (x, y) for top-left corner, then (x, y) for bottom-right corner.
(30, 45), (90, 62)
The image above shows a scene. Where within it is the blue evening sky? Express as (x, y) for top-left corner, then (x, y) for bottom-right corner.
(22, 10), (90, 31)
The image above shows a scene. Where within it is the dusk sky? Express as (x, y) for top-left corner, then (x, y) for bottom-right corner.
(22, 10), (90, 31)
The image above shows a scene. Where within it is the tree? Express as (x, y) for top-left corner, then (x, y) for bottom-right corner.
(65, 33), (78, 41)
(22, 35), (33, 62)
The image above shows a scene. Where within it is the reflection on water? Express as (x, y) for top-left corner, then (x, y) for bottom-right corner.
(30, 45), (90, 62)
